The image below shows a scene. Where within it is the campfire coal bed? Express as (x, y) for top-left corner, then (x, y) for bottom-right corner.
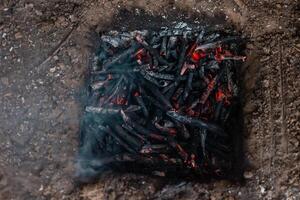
(76, 22), (246, 183)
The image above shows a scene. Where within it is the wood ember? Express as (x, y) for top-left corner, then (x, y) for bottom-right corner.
(77, 23), (246, 181)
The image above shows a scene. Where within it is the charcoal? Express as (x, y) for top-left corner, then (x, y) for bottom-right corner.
(77, 23), (246, 181)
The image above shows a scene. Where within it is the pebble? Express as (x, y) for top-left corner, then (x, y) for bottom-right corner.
(152, 171), (165, 177)
(53, 55), (59, 61)
(49, 67), (56, 73)
(15, 32), (23, 39)
(69, 15), (77, 23)
(57, 63), (65, 70)
(26, 3), (34, 8)
(259, 185), (266, 194)
(35, 10), (43, 16)
(244, 171), (254, 179)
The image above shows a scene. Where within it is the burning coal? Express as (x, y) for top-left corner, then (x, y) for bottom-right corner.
(76, 23), (246, 182)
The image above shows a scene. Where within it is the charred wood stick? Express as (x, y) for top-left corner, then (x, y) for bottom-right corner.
(91, 62), (138, 74)
(88, 153), (137, 168)
(90, 80), (108, 90)
(144, 95), (168, 111)
(200, 129), (207, 156)
(142, 80), (172, 109)
(167, 137), (188, 162)
(199, 69), (225, 104)
(140, 144), (170, 154)
(126, 80), (135, 105)
(195, 36), (241, 51)
(91, 68), (140, 75)
(136, 82), (167, 110)
(214, 101), (223, 122)
(121, 124), (148, 143)
(120, 110), (167, 142)
(85, 105), (141, 114)
(146, 71), (175, 80)
(154, 122), (177, 135)
(172, 86), (184, 101)
(121, 110), (152, 136)
(102, 44), (140, 70)
(85, 106), (120, 115)
(179, 124), (190, 139)
(102, 75), (125, 105)
(168, 36), (177, 49)
(162, 81), (177, 94)
(157, 65), (169, 72)
(139, 68), (162, 87)
(106, 126), (137, 153)
(166, 111), (227, 137)
(176, 39), (189, 74)
(136, 35), (174, 67)
(112, 124), (142, 150)
(183, 71), (194, 100)
(199, 75), (217, 104)
(160, 36), (167, 55)
(135, 95), (149, 117)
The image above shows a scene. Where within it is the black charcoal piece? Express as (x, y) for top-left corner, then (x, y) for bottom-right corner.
(77, 23), (245, 182)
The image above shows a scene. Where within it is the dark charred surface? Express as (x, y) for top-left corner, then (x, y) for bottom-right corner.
(0, 0), (299, 200)
(77, 25), (245, 183)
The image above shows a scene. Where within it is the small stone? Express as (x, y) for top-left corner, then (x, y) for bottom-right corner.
(69, 15), (77, 23)
(263, 80), (269, 88)
(25, 3), (34, 9)
(259, 185), (266, 194)
(49, 67), (56, 73)
(244, 171), (254, 179)
(53, 55), (59, 61)
(152, 171), (165, 177)
(54, 178), (74, 195)
(35, 10), (43, 16)
(55, 16), (68, 28)
(15, 32), (23, 39)
(263, 47), (270, 54)
(57, 63), (65, 70)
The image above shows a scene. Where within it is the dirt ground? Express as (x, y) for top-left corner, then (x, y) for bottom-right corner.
(0, 0), (299, 199)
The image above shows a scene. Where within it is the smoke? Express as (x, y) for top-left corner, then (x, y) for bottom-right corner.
(76, 23), (246, 183)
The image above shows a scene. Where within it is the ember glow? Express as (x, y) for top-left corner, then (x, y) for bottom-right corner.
(77, 23), (246, 182)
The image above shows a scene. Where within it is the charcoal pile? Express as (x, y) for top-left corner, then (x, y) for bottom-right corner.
(77, 23), (246, 181)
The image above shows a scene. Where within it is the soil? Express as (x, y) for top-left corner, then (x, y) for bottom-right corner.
(0, 0), (299, 200)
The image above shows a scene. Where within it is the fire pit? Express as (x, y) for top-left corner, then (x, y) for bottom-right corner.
(76, 22), (246, 182)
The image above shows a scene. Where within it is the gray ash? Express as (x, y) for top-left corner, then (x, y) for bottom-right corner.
(76, 23), (246, 183)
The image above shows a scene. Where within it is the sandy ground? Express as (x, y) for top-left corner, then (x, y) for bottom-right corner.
(0, 0), (299, 199)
